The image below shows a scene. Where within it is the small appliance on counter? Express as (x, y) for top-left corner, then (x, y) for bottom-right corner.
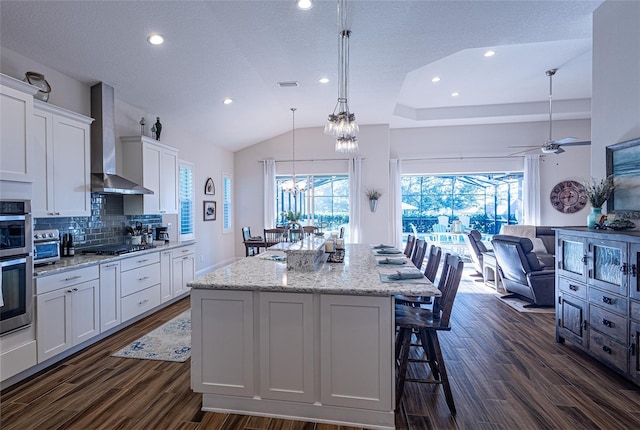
(33, 229), (61, 266)
(155, 226), (169, 243)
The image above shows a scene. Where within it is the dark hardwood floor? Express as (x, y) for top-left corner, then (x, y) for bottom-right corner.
(2, 268), (640, 429)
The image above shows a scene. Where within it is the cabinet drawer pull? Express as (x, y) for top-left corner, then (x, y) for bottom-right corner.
(581, 254), (588, 263)
(602, 318), (612, 328)
(104, 263), (118, 268)
(620, 263), (629, 274)
(602, 296), (613, 305)
(569, 284), (578, 291)
(136, 259), (149, 263)
(66, 289), (73, 293)
(137, 276), (150, 281)
(602, 346), (612, 354)
(183, 256), (189, 260)
(138, 299), (149, 305)
(632, 264), (637, 277)
(63, 275), (82, 282)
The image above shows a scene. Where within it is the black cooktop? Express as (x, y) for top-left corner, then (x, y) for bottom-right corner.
(81, 244), (155, 256)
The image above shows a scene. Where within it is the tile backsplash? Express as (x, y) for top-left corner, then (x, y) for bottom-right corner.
(34, 194), (162, 250)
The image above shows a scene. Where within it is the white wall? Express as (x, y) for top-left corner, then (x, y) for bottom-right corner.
(0, 47), (235, 274)
(592, 0), (640, 181)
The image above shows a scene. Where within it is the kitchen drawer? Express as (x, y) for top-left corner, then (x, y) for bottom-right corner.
(36, 265), (99, 295)
(589, 287), (627, 316)
(174, 244), (195, 256)
(558, 277), (587, 300)
(120, 252), (160, 272)
(631, 300), (640, 322)
(121, 284), (161, 322)
(589, 304), (628, 343)
(588, 330), (628, 374)
(121, 263), (160, 297)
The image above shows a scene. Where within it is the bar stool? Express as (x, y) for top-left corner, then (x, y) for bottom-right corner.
(395, 245), (442, 307)
(395, 253), (464, 415)
(411, 238), (427, 270)
(403, 234), (415, 259)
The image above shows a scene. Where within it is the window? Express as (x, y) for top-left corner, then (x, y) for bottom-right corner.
(275, 175), (349, 233)
(222, 173), (233, 234)
(178, 161), (195, 241)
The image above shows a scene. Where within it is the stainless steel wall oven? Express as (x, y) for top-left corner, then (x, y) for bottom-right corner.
(0, 200), (33, 335)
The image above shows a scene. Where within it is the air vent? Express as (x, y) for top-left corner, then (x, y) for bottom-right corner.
(277, 81), (299, 88)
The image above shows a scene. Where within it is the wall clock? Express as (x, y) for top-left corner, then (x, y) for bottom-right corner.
(550, 180), (588, 213)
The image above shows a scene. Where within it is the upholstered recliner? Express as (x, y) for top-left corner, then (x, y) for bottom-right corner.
(491, 234), (555, 307)
(464, 229), (488, 274)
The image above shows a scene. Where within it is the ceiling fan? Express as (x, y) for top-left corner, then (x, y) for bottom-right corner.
(509, 69), (590, 155)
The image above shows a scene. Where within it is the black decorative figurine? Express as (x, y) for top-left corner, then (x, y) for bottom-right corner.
(154, 117), (162, 140)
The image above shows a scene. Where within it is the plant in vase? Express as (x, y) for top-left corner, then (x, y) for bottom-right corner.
(583, 176), (615, 229)
(365, 188), (382, 213)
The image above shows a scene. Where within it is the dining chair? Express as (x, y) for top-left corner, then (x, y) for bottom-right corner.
(411, 239), (427, 270)
(395, 253), (464, 415)
(263, 228), (286, 246)
(302, 225), (319, 237)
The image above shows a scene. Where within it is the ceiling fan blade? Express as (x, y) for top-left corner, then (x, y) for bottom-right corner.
(507, 145), (540, 148)
(508, 148), (539, 156)
(559, 140), (591, 147)
(554, 147), (566, 154)
(554, 137), (578, 144)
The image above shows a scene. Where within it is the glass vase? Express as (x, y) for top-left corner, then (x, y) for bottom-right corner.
(587, 207), (602, 229)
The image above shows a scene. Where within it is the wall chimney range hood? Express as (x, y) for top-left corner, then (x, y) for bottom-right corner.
(90, 82), (153, 195)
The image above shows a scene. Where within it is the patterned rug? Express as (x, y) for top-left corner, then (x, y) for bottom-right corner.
(112, 309), (191, 362)
(497, 295), (555, 314)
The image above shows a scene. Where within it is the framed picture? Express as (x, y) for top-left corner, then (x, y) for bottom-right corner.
(205, 177), (215, 195)
(606, 137), (640, 218)
(203, 201), (216, 221)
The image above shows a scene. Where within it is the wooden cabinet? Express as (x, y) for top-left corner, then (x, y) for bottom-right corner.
(121, 136), (178, 215)
(0, 74), (38, 183)
(171, 245), (195, 297)
(556, 228), (640, 383)
(32, 101), (93, 217)
(99, 261), (121, 332)
(36, 266), (100, 362)
(120, 252), (161, 322)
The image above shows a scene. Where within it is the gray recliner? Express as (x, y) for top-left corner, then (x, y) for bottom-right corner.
(491, 235), (555, 307)
(464, 229), (488, 274)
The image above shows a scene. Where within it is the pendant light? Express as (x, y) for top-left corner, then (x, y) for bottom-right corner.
(281, 108), (307, 195)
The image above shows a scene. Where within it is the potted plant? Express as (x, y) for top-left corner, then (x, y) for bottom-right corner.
(583, 175), (615, 229)
(365, 188), (382, 213)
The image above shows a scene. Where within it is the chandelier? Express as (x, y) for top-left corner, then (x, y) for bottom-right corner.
(281, 107), (307, 195)
(324, 0), (358, 153)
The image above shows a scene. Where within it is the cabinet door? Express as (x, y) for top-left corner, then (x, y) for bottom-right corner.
(51, 116), (91, 216)
(160, 250), (173, 303)
(160, 148), (178, 213)
(31, 110), (54, 217)
(630, 244), (640, 301)
(630, 320), (640, 384)
(172, 252), (195, 297)
(72, 279), (100, 345)
(556, 291), (587, 345)
(100, 262), (121, 332)
(172, 257), (185, 296)
(0, 83), (34, 182)
(588, 239), (628, 295)
(557, 235), (587, 283)
(37, 288), (73, 362)
(143, 143), (162, 213)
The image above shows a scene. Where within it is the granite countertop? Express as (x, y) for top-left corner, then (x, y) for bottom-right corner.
(270, 236), (325, 252)
(188, 243), (441, 297)
(34, 241), (196, 277)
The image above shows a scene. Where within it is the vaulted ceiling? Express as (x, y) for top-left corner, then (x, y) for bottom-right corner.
(0, 0), (603, 151)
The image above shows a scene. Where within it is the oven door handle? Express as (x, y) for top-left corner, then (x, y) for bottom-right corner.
(35, 240), (59, 246)
(0, 215), (27, 221)
(0, 256), (27, 267)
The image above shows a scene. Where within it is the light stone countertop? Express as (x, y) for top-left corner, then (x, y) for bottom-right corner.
(188, 243), (441, 297)
(34, 241), (196, 277)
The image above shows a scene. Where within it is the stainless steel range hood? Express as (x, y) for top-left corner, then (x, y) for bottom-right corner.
(90, 82), (153, 195)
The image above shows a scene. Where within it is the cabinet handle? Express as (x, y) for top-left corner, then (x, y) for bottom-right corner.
(136, 259), (149, 263)
(581, 254), (588, 263)
(620, 263), (629, 274)
(104, 263), (118, 268)
(630, 342), (636, 356)
(602, 296), (613, 305)
(66, 289), (73, 293)
(602, 318), (612, 328)
(137, 276), (149, 281)
(183, 256), (189, 260)
(602, 345), (612, 355)
(138, 299), (149, 305)
(63, 275), (82, 282)
(582, 320), (588, 330)
(632, 264), (637, 277)
(569, 284), (578, 291)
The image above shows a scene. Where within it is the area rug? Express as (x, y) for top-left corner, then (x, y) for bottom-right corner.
(497, 295), (555, 314)
(112, 309), (191, 362)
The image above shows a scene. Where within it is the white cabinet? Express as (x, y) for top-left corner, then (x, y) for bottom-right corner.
(172, 245), (195, 297)
(32, 101), (92, 217)
(35, 266), (100, 362)
(160, 249), (173, 303)
(0, 74), (38, 182)
(120, 252), (161, 322)
(121, 136), (178, 215)
(99, 261), (121, 332)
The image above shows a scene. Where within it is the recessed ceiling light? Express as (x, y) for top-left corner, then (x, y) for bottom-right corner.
(484, 50), (496, 57)
(451, 92), (460, 97)
(147, 34), (164, 45)
(319, 77), (330, 84)
(297, 0), (313, 10)
(431, 76), (441, 83)
(223, 98), (233, 105)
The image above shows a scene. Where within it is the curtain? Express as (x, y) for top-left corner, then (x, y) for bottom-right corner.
(348, 157), (362, 243)
(389, 159), (403, 248)
(263, 160), (276, 229)
(523, 154), (541, 225)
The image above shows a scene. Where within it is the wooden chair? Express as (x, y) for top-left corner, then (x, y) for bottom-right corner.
(263, 228), (286, 246)
(395, 253), (464, 415)
(411, 238), (427, 270)
(339, 226), (345, 238)
(395, 245), (442, 307)
(404, 234), (416, 259)
(302, 225), (319, 237)
(242, 226), (265, 257)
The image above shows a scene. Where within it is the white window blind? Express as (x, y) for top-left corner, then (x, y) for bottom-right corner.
(179, 161), (195, 241)
(223, 173), (233, 233)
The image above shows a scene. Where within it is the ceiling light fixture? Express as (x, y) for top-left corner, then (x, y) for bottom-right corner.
(451, 92), (460, 97)
(281, 107), (307, 196)
(297, 0), (313, 10)
(319, 77), (330, 84)
(147, 34), (164, 45)
(223, 98), (233, 105)
(431, 76), (441, 83)
(484, 50), (496, 57)
(324, 0), (358, 153)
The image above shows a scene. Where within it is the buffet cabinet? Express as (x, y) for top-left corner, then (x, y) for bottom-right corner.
(555, 228), (640, 384)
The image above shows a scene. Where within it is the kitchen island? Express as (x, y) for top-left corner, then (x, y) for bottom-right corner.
(189, 243), (440, 430)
